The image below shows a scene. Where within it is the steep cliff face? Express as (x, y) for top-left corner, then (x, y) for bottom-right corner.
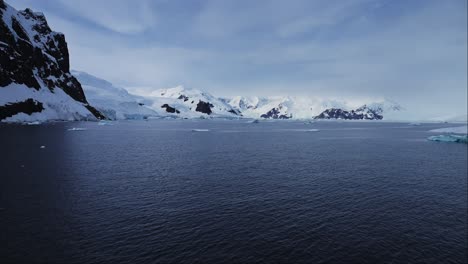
(0, 0), (104, 122)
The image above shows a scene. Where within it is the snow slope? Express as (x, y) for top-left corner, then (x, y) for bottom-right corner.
(72, 71), (157, 120)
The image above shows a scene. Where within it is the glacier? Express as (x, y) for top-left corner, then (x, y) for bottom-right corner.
(72, 71), (158, 120)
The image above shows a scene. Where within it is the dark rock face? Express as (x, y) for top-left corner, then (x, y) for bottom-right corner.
(228, 109), (242, 116)
(177, 95), (189, 102)
(260, 107), (291, 119)
(161, 104), (180, 114)
(314, 105), (383, 120)
(0, 1), (103, 120)
(195, 100), (214, 115)
(0, 98), (44, 120)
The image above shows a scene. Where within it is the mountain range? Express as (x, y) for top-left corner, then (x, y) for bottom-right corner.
(1, 1), (465, 123)
(74, 70), (405, 121)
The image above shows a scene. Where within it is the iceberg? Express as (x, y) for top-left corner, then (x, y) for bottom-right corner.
(191, 129), (210, 132)
(427, 135), (468, 144)
(67, 128), (87, 131)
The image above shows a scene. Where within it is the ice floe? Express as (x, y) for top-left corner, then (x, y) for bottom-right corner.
(98, 121), (113, 126)
(427, 135), (468, 144)
(26, 121), (41, 125)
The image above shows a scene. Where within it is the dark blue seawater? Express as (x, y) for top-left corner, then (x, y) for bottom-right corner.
(0, 120), (467, 264)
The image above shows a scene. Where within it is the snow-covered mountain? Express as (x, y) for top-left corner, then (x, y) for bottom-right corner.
(72, 71), (242, 119)
(72, 71), (157, 120)
(314, 105), (383, 120)
(72, 71), (404, 120)
(143, 86), (241, 119)
(223, 96), (403, 120)
(0, 0), (104, 122)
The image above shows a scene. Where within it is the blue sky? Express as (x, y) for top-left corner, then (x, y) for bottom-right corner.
(7, 0), (468, 116)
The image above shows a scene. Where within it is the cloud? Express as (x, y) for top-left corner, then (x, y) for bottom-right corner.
(56, 0), (157, 34)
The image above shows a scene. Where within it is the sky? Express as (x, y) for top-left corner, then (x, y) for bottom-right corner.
(7, 0), (468, 117)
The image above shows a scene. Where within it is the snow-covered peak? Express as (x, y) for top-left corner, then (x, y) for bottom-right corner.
(1, 1), (69, 69)
(143, 85), (241, 118)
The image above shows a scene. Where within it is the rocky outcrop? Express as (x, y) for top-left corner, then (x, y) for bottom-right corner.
(177, 95), (189, 102)
(314, 105), (383, 120)
(195, 100), (214, 115)
(0, 0), (104, 121)
(161, 104), (180, 114)
(260, 107), (292, 119)
(0, 98), (43, 120)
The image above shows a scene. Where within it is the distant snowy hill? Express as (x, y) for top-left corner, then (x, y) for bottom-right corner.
(72, 71), (157, 120)
(143, 86), (241, 119)
(223, 96), (403, 120)
(314, 102), (404, 120)
(0, 0), (104, 122)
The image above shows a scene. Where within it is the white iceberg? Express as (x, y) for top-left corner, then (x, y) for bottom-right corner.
(98, 121), (113, 126)
(427, 135), (468, 144)
(191, 129), (210, 132)
(67, 128), (87, 131)
(26, 121), (41, 125)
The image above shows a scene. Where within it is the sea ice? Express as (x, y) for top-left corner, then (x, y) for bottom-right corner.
(26, 121), (41, 125)
(67, 128), (87, 131)
(191, 129), (210, 132)
(306, 129), (320, 132)
(427, 135), (468, 144)
(98, 121), (113, 126)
